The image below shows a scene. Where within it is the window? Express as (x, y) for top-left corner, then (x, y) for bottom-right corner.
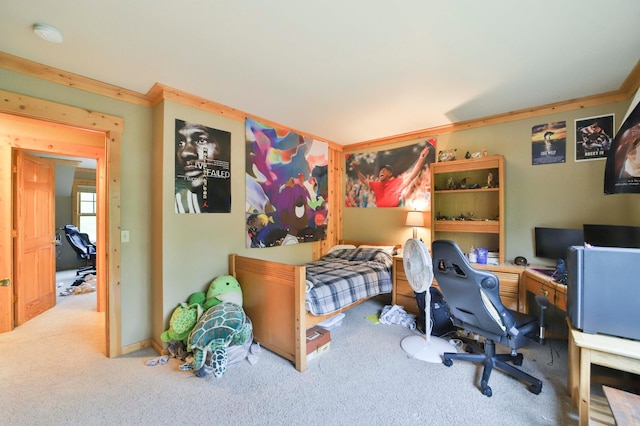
(78, 191), (97, 241)
(72, 178), (97, 242)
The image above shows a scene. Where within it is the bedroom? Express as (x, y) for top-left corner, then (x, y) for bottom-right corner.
(1, 0), (639, 382)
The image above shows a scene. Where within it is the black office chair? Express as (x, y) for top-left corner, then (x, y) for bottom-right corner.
(432, 240), (543, 397)
(63, 225), (96, 276)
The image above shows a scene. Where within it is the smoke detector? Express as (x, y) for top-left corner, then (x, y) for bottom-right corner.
(33, 23), (64, 43)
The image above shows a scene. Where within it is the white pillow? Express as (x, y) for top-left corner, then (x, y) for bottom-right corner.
(358, 245), (396, 255)
(327, 244), (357, 254)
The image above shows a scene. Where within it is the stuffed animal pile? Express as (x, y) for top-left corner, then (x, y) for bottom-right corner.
(161, 275), (253, 378)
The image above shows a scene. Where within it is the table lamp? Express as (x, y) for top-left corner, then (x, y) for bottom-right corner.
(405, 210), (424, 239)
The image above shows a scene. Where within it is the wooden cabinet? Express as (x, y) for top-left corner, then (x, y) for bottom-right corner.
(392, 256), (523, 315)
(431, 155), (505, 265)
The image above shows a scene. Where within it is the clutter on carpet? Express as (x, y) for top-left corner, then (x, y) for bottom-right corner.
(58, 274), (97, 296)
(378, 304), (416, 329)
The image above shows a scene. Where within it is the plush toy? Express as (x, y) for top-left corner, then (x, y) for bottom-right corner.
(187, 291), (206, 307)
(203, 275), (243, 310)
(160, 293), (204, 346)
(162, 275), (245, 365)
(187, 302), (253, 378)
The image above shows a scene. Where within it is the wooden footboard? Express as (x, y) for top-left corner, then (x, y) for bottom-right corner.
(229, 254), (308, 372)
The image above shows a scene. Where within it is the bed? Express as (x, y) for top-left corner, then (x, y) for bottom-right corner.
(228, 241), (399, 372)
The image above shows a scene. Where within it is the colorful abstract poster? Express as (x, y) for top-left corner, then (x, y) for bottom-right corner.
(604, 100), (640, 194)
(245, 118), (329, 248)
(175, 119), (231, 213)
(345, 139), (436, 208)
(575, 114), (614, 162)
(531, 121), (566, 165)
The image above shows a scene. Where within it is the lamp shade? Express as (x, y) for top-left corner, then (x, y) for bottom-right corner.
(405, 211), (424, 227)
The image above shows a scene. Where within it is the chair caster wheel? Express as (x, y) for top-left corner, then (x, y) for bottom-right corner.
(443, 358), (453, 367)
(481, 386), (492, 397)
(529, 383), (542, 395)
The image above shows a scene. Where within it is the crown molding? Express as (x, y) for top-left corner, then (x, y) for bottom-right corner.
(2, 51), (638, 152)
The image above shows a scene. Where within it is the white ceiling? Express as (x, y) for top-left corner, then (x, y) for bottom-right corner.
(1, 1), (639, 145)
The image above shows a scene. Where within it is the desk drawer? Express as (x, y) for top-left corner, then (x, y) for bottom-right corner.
(530, 281), (567, 311)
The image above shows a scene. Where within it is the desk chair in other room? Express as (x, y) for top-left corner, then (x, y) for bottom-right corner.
(432, 239), (544, 397)
(63, 224), (96, 276)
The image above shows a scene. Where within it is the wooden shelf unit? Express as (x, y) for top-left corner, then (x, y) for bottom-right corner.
(431, 155), (505, 265)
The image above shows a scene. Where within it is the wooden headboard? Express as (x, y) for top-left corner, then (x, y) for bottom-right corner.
(339, 240), (402, 250)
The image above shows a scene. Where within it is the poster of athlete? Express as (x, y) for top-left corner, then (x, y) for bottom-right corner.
(175, 119), (231, 213)
(345, 139), (436, 208)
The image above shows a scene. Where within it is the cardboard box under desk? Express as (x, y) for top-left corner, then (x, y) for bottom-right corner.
(306, 326), (331, 355)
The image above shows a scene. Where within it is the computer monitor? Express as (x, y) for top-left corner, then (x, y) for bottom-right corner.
(534, 227), (584, 261)
(583, 224), (640, 249)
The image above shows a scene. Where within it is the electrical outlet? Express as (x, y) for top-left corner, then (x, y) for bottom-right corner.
(0, 278), (10, 286)
(121, 230), (130, 243)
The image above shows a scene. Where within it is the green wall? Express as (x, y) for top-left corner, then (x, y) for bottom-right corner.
(0, 68), (153, 346)
(343, 99), (640, 265)
(3, 65), (639, 350)
(151, 100), (315, 346)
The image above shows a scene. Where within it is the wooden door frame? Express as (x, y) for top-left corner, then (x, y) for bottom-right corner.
(0, 89), (122, 357)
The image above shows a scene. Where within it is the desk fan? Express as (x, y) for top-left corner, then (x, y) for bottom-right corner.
(400, 238), (454, 363)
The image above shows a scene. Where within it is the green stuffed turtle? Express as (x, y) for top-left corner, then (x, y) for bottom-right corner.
(187, 301), (252, 378)
(203, 275), (243, 310)
(161, 293), (204, 345)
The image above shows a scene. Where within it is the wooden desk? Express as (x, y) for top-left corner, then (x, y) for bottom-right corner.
(522, 268), (566, 313)
(392, 256), (523, 314)
(567, 322), (640, 425)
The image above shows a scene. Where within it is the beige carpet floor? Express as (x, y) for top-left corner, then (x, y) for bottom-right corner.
(1, 287), (582, 425)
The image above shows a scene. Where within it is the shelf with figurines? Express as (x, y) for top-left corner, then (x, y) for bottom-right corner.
(433, 169), (499, 193)
(430, 153), (505, 263)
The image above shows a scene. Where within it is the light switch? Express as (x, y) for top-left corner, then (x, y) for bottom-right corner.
(121, 230), (130, 243)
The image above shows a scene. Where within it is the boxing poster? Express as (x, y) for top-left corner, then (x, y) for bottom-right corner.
(574, 114), (614, 162)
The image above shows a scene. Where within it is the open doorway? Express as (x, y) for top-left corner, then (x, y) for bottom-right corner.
(0, 90), (123, 357)
(32, 154), (100, 302)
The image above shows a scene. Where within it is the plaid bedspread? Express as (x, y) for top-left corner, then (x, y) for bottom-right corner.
(305, 248), (393, 315)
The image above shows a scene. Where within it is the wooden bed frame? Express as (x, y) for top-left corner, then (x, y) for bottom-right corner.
(228, 241), (399, 372)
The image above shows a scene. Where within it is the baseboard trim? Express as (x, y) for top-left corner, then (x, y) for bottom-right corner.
(121, 339), (157, 356)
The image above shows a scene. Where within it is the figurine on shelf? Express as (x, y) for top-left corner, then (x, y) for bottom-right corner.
(438, 149), (457, 162)
(446, 177), (456, 190)
(487, 172), (497, 188)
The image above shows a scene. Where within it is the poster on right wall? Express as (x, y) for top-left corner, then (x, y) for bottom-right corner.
(531, 121), (566, 165)
(574, 114), (615, 162)
(604, 100), (640, 194)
